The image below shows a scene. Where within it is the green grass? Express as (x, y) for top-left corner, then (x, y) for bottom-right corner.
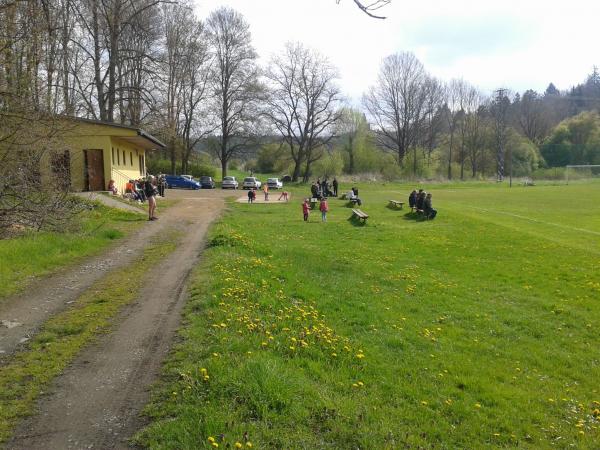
(137, 182), (600, 449)
(0, 201), (144, 300)
(0, 235), (178, 443)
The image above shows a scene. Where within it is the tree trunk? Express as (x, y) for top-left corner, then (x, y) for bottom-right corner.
(447, 131), (454, 180)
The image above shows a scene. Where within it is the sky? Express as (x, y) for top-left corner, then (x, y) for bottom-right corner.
(194, 0), (600, 102)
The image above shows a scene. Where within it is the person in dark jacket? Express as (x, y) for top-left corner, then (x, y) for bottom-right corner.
(409, 190), (418, 209)
(424, 193), (437, 219)
(332, 178), (338, 197)
(415, 190), (426, 211)
(144, 175), (158, 220)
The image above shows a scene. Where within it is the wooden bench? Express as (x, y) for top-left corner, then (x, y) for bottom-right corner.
(351, 208), (369, 222)
(388, 200), (404, 209)
(340, 193), (348, 200)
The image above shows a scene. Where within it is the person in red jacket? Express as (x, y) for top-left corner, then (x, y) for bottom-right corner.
(302, 198), (310, 221)
(319, 197), (329, 222)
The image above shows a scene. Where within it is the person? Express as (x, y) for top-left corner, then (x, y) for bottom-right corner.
(263, 183), (269, 201)
(409, 190), (418, 210)
(302, 198), (310, 221)
(157, 174), (166, 197)
(321, 178), (328, 197)
(107, 179), (118, 195)
(144, 175), (158, 220)
(348, 189), (362, 206)
(424, 193), (437, 219)
(332, 178), (338, 197)
(319, 197), (329, 222)
(278, 191), (289, 202)
(352, 186), (359, 197)
(247, 188), (255, 204)
(416, 189), (426, 211)
(136, 178), (147, 202)
(310, 182), (319, 199)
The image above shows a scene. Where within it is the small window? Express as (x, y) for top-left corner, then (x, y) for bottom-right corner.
(130, 152), (133, 166)
(117, 149), (120, 165)
(111, 147), (114, 163)
(123, 151), (126, 166)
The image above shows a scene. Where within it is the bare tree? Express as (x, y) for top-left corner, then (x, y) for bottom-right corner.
(514, 90), (551, 146)
(363, 52), (431, 167)
(420, 77), (445, 166)
(207, 6), (260, 178)
(263, 42), (342, 182)
(491, 88), (511, 181)
(337, 0), (391, 19)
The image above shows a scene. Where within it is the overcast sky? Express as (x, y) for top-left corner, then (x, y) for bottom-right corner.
(195, 0), (599, 102)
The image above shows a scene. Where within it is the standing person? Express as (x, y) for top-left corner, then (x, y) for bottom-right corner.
(144, 175), (158, 220)
(310, 182), (318, 199)
(332, 178), (338, 197)
(263, 183), (269, 201)
(424, 193), (437, 219)
(409, 190), (418, 210)
(302, 198), (310, 222)
(157, 174), (166, 197)
(319, 197), (329, 222)
(247, 188), (255, 203)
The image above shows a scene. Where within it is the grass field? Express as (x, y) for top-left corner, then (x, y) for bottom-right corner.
(137, 182), (600, 449)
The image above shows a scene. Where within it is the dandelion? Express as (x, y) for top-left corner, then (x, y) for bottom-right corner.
(208, 437), (215, 443)
(356, 353), (365, 359)
(246, 442), (253, 448)
(475, 403), (481, 408)
(235, 443), (243, 448)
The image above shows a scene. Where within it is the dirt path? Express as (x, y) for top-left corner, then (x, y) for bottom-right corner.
(4, 189), (232, 449)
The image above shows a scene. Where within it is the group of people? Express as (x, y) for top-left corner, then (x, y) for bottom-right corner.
(310, 177), (338, 199)
(409, 189), (437, 220)
(107, 175), (161, 221)
(302, 197), (329, 222)
(247, 185), (289, 203)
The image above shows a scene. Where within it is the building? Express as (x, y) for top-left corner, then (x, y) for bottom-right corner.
(58, 117), (165, 192)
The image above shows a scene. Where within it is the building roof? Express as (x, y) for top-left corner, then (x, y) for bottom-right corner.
(63, 116), (166, 149)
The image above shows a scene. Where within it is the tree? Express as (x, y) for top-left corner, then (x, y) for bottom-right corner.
(207, 6), (260, 178)
(336, 107), (368, 174)
(513, 90), (550, 146)
(363, 52), (432, 167)
(491, 88), (511, 181)
(340, 0), (391, 19)
(263, 42), (342, 182)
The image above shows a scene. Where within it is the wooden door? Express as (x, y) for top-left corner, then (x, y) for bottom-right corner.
(84, 149), (105, 191)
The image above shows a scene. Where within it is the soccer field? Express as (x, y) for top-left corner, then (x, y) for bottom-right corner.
(137, 182), (600, 449)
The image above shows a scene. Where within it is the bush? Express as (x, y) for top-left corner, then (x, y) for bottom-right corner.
(146, 159), (216, 178)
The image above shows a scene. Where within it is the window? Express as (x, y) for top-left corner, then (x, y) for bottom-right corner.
(111, 147), (114, 163)
(117, 148), (120, 165)
(130, 152), (133, 166)
(123, 150), (126, 166)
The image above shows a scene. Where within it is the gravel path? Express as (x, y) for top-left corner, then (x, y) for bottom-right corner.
(4, 188), (232, 449)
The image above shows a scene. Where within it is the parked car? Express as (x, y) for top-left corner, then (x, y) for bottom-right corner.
(266, 178), (283, 189)
(165, 175), (201, 190)
(200, 176), (216, 189)
(221, 176), (239, 189)
(242, 177), (262, 189)
(281, 175), (292, 182)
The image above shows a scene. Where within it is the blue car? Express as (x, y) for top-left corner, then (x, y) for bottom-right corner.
(165, 175), (201, 190)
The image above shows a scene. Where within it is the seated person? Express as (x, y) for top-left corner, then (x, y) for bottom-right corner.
(409, 190), (418, 209)
(107, 179), (118, 195)
(347, 189), (362, 206)
(424, 193), (437, 219)
(415, 190), (426, 211)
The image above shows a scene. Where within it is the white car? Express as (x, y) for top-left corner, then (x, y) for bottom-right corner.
(266, 178), (283, 189)
(242, 177), (262, 189)
(221, 176), (239, 189)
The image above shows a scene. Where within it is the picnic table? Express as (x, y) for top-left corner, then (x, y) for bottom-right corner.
(351, 208), (369, 223)
(388, 200), (404, 209)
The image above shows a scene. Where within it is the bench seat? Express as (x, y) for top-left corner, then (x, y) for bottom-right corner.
(388, 200), (404, 209)
(351, 208), (369, 222)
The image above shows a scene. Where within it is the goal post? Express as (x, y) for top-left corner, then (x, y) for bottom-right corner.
(565, 165), (600, 185)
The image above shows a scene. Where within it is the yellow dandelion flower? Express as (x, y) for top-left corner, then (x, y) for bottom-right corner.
(246, 442), (253, 448)
(357, 381), (364, 386)
(235, 443), (243, 449)
(475, 403), (481, 408)
(208, 436), (215, 443)
(211, 443), (219, 448)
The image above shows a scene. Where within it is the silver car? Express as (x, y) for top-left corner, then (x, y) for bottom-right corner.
(242, 177), (262, 189)
(221, 176), (239, 189)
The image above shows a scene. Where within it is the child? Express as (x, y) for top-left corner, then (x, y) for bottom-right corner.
(263, 183), (269, 201)
(302, 198), (310, 221)
(248, 189), (255, 203)
(319, 197), (329, 222)
(278, 191), (289, 202)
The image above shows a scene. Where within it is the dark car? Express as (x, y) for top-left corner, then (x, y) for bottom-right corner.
(200, 176), (216, 189)
(165, 175), (201, 190)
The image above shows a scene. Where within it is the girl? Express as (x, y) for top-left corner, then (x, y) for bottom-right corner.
(319, 197), (329, 222)
(302, 199), (310, 221)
